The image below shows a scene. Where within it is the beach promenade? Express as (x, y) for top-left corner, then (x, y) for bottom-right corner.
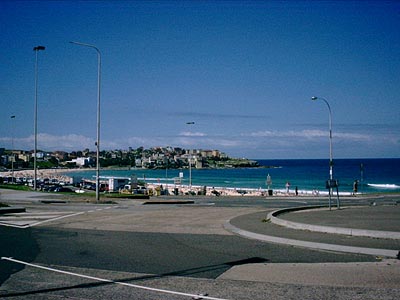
(0, 168), (350, 196)
(0, 189), (399, 299)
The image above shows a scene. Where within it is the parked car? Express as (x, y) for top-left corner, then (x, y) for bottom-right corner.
(83, 183), (96, 190)
(99, 183), (109, 192)
(132, 186), (147, 194)
(53, 187), (73, 193)
(46, 185), (60, 192)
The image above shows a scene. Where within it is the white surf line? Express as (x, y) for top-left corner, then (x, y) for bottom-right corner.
(1, 257), (229, 300)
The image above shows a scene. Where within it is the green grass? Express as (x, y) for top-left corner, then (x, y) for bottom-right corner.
(0, 184), (31, 191)
(104, 193), (150, 200)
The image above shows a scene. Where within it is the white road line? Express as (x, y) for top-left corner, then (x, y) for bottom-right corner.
(1, 257), (229, 300)
(28, 211), (86, 228)
(282, 200), (308, 204)
(2, 215), (63, 220)
(10, 212), (71, 216)
(0, 205), (122, 229)
(0, 221), (30, 228)
(0, 211), (86, 229)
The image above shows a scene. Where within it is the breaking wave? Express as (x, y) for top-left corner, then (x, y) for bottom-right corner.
(367, 183), (400, 189)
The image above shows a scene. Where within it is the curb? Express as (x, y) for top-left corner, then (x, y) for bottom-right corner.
(40, 200), (68, 204)
(142, 200), (195, 205)
(224, 221), (400, 258)
(0, 206), (26, 215)
(267, 206), (400, 240)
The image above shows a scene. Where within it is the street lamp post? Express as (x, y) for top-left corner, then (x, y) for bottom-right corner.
(186, 122), (195, 191)
(70, 41), (101, 202)
(11, 115), (16, 183)
(311, 96), (340, 209)
(189, 150), (192, 191)
(33, 45), (45, 190)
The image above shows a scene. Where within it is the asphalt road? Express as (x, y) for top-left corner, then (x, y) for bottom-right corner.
(0, 189), (399, 299)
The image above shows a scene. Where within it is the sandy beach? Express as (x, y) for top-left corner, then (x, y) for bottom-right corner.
(0, 168), (83, 184)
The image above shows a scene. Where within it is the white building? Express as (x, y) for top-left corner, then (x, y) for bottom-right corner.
(71, 157), (94, 167)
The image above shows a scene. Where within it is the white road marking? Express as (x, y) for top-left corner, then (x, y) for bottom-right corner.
(3, 215), (63, 220)
(1, 257), (229, 300)
(0, 221), (32, 227)
(0, 211), (86, 228)
(10, 212), (67, 215)
(282, 200), (308, 204)
(0, 206), (120, 229)
(28, 211), (86, 228)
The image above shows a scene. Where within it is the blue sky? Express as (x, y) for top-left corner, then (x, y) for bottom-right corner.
(1, 0), (399, 159)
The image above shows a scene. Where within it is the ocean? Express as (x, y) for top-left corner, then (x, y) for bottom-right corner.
(65, 158), (400, 195)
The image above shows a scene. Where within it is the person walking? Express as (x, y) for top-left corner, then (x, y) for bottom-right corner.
(353, 180), (358, 195)
(285, 182), (290, 194)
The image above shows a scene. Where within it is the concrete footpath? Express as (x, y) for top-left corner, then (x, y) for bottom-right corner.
(222, 200), (400, 289)
(228, 204), (400, 257)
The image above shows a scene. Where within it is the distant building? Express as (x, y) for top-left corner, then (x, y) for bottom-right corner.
(18, 153), (31, 163)
(135, 158), (142, 168)
(196, 159), (203, 169)
(34, 152), (45, 159)
(53, 151), (68, 161)
(70, 157), (94, 167)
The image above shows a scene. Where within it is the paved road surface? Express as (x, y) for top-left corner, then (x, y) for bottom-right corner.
(0, 189), (399, 299)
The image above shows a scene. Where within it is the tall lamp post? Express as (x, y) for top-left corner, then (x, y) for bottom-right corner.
(33, 45), (45, 190)
(11, 115), (16, 183)
(186, 122), (195, 191)
(311, 96), (339, 209)
(70, 41), (101, 202)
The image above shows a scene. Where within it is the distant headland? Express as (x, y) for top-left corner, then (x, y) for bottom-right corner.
(1, 146), (261, 170)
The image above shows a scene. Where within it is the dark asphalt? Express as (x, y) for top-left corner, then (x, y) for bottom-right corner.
(279, 204), (400, 231)
(0, 225), (376, 285)
(1, 191), (400, 300)
(230, 204), (400, 250)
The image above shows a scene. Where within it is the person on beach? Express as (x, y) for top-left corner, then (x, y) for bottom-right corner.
(285, 182), (290, 194)
(353, 180), (358, 195)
